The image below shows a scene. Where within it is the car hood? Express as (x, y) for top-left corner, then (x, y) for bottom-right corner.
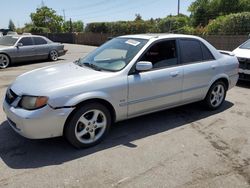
(233, 48), (250, 59)
(0, 45), (12, 50)
(11, 62), (112, 96)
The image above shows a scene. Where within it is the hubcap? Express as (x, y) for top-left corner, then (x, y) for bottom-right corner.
(210, 84), (225, 107)
(75, 109), (107, 144)
(50, 51), (58, 61)
(0, 54), (9, 69)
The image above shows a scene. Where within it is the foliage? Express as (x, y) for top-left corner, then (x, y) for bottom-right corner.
(158, 14), (190, 33)
(30, 6), (64, 33)
(205, 12), (250, 35)
(189, 0), (250, 27)
(8, 19), (16, 31)
(62, 20), (84, 32)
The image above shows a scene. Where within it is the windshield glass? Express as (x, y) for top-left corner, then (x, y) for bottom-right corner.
(0, 35), (19, 46)
(77, 38), (148, 71)
(240, 39), (250, 49)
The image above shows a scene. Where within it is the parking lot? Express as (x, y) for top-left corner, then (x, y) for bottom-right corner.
(0, 43), (250, 188)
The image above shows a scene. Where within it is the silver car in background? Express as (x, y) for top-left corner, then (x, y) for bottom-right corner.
(0, 35), (67, 69)
(3, 34), (239, 148)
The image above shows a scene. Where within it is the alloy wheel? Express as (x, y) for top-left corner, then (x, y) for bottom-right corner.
(0, 54), (10, 69)
(210, 84), (225, 108)
(75, 109), (107, 144)
(50, 50), (58, 61)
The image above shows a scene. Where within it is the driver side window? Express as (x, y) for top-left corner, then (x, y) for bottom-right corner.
(139, 40), (178, 69)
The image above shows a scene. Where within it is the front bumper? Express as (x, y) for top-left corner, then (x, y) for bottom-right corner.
(3, 100), (74, 139)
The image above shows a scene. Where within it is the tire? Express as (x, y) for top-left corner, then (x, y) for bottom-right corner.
(204, 81), (227, 110)
(49, 50), (58, 61)
(0, 54), (10, 69)
(65, 103), (111, 148)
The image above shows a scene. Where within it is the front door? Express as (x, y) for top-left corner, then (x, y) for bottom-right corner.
(127, 39), (183, 117)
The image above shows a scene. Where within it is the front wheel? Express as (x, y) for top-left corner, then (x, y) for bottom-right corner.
(65, 103), (111, 148)
(49, 50), (58, 61)
(204, 81), (227, 110)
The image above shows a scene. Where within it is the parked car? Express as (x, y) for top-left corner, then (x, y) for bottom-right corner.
(3, 34), (239, 148)
(233, 39), (250, 81)
(0, 35), (67, 69)
(6, 31), (18, 36)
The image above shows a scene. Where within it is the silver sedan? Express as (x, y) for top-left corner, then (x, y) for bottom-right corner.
(3, 34), (239, 148)
(0, 35), (67, 69)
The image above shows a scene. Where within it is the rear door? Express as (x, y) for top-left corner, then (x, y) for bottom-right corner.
(179, 38), (218, 103)
(128, 39), (183, 117)
(15, 37), (36, 62)
(33, 37), (49, 60)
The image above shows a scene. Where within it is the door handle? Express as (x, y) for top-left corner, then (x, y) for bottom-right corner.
(170, 71), (179, 77)
(211, 65), (217, 69)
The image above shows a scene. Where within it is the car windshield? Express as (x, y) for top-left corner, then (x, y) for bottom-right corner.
(239, 39), (250, 49)
(77, 38), (148, 72)
(0, 35), (19, 46)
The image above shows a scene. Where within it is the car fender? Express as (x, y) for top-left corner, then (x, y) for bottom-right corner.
(208, 73), (229, 90)
(63, 91), (116, 109)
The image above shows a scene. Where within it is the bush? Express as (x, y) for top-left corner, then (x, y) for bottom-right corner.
(205, 12), (250, 35)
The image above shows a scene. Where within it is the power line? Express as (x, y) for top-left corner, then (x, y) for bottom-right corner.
(69, 0), (156, 20)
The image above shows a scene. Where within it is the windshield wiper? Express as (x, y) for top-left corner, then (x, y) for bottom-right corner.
(82, 62), (102, 71)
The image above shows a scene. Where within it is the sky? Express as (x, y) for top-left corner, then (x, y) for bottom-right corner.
(0, 0), (195, 29)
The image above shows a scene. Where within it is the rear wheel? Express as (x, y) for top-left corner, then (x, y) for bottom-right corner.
(49, 50), (58, 61)
(65, 103), (111, 148)
(204, 81), (227, 110)
(0, 54), (10, 69)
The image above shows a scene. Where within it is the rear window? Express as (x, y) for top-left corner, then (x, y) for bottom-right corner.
(200, 42), (215, 61)
(179, 39), (203, 64)
(33, 37), (47, 45)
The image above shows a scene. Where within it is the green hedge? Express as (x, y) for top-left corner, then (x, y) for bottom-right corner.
(205, 12), (250, 35)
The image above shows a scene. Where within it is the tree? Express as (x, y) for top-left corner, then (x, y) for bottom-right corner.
(63, 20), (84, 32)
(189, 0), (250, 27)
(8, 19), (16, 31)
(135, 14), (143, 21)
(158, 15), (190, 33)
(30, 6), (64, 33)
(205, 12), (250, 35)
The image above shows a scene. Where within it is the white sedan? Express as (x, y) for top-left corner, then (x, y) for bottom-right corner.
(233, 39), (250, 81)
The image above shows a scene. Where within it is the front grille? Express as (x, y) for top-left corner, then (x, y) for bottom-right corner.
(5, 89), (18, 105)
(239, 73), (250, 81)
(238, 58), (250, 70)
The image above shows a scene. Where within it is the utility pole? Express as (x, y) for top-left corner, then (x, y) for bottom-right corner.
(177, 0), (180, 16)
(63, 9), (66, 21)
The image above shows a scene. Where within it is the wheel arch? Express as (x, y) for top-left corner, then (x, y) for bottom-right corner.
(63, 98), (116, 135)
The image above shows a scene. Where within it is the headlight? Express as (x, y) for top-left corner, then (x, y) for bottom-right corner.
(19, 96), (49, 110)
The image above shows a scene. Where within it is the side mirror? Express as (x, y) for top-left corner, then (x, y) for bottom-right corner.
(136, 61), (153, 72)
(16, 43), (23, 47)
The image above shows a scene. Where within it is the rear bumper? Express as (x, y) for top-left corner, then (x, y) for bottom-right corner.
(58, 49), (68, 56)
(2, 100), (74, 139)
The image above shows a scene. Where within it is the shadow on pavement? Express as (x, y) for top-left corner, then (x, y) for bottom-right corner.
(9, 58), (66, 68)
(0, 101), (234, 169)
(237, 80), (250, 89)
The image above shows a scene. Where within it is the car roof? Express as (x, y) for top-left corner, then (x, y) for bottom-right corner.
(118, 33), (202, 40)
